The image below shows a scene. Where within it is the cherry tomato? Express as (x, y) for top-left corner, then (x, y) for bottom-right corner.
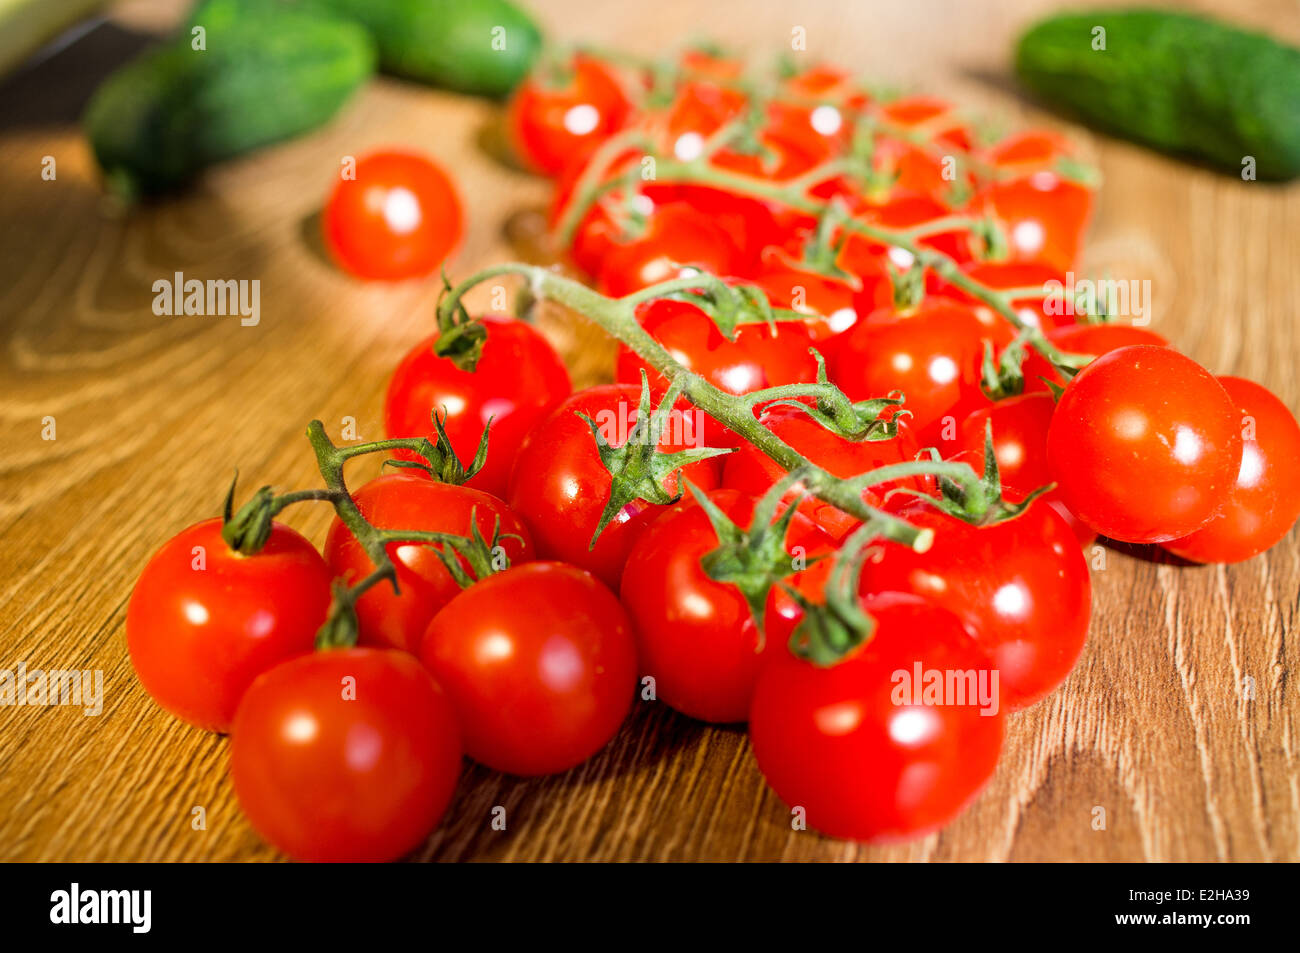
(322, 150), (463, 281)
(619, 489), (833, 723)
(1164, 377), (1300, 563)
(506, 54), (632, 176)
(839, 195), (975, 283)
(954, 392), (1095, 544)
(981, 130), (1073, 174)
(829, 296), (1012, 446)
(384, 314), (572, 499)
(946, 261), (1075, 332)
(752, 253), (861, 340)
(862, 498), (1092, 710)
(230, 647), (462, 862)
(596, 202), (746, 297)
(616, 298), (820, 445)
(506, 384), (722, 590)
(751, 588), (1003, 842)
(1019, 323), (1170, 394)
(420, 562), (637, 776)
(1046, 346), (1242, 543)
(978, 172), (1093, 273)
(722, 403), (932, 540)
(879, 96), (974, 152)
(127, 518), (332, 733)
(324, 474), (533, 654)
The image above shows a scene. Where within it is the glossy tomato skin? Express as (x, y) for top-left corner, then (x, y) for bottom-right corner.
(384, 315), (572, 499)
(596, 203), (746, 297)
(722, 403), (932, 540)
(419, 562), (637, 776)
(322, 150), (463, 281)
(1020, 323), (1169, 393)
(1047, 346), (1242, 543)
(751, 589), (1003, 843)
(947, 261), (1075, 333)
(127, 518), (332, 733)
(1164, 377), (1300, 563)
(953, 392), (1095, 545)
(230, 648), (462, 863)
(324, 474), (533, 654)
(752, 255), (861, 341)
(619, 490), (833, 723)
(616, 299), (820, 446)
(506, 384), (721, 590)
(861, 499), (1092, 711)
(829, 296), (1013, 446)
(507, 55), (632, 177)
(979, 172), (1093, 273)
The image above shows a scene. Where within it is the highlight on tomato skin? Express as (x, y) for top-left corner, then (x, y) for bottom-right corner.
(1046, 345), (1243, 544)
(1162, 376), (1300, 564)
(126, 518), (333, 734)
(321, 150), (464, 281)
(229, 648), (463, 864)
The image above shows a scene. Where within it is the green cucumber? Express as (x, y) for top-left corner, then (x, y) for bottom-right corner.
(1015, 9), (1300, 180)
(84, 0), (375, 196)
(312, 0), (542, 98)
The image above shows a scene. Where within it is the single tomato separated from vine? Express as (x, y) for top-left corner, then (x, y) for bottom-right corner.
(506, 383), (722, 590)
(1163, 377), (1300, 563)
(751, 588), (1004, 843)
(1047, 346), (1242, 543)
(127, 518), (333, 733)
(324, 474), (533, 654)
(230, 648), (462, 863)
(322, 150), (463, 281)
(420, 562), (637, 776)
(620, 489), (833, 723)
(384, 314), (572, 499)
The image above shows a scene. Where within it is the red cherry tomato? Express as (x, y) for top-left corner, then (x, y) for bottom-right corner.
(879, 96), (974, 152)
(420, 562), (637, 776)
(982, 130), (1073, 173)
(862, 499), (1092, 710)
(1164, 377), (1300, 563)
(127, 518), (332, 733)
(751, 587), (1003, 842)
(322, 150), (463, 281)
(596, 202), (746, 297)
(384, 315), (572, 499)
(954, 392), (1095, 544)
(230, 648), (462, 862)
(1019, 323), (1170, 394)
(722, 403), (932, 540)
(978, 172), (1093, 273)
(616, 298), (820, 445)
(324, 474), (533, 653)
(506, 384), (722, 590)
(619, 489), (833, 723)
(1046, 346), (1243, 543)
(946, 261), (1075, 332)
(752, 254), (861, 340)
(829, 296), (1012, 446)
(506, 55), (632, 176)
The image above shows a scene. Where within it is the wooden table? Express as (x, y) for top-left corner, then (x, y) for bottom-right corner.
(2, 0), (1298, 862)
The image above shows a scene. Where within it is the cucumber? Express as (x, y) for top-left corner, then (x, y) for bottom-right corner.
(1015, 9), (1300, 181)
(84, 0), (375, 196)
(312, 0), (542, 98)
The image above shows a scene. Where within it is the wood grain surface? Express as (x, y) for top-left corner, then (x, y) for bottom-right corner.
(2, 0), (1299, 863)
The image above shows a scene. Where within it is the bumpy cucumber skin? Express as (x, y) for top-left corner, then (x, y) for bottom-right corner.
(1015, 9), (1300, 180)
(84, 4), (375, 196)
(313, 0), (542, 98)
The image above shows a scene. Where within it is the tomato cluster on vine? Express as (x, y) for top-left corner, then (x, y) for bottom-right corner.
(127, 45), (1300, 861)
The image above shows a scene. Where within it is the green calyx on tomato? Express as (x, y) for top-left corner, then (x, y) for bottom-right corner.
(221, 471), (277, 555)
(382, 408), (491, 486)
(765, 350), (907, 442)
(579, 372), (734, 548)
(780, 521), (878, 666)
(689, 472), (822, 632)
(432, 271), (488, 371)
